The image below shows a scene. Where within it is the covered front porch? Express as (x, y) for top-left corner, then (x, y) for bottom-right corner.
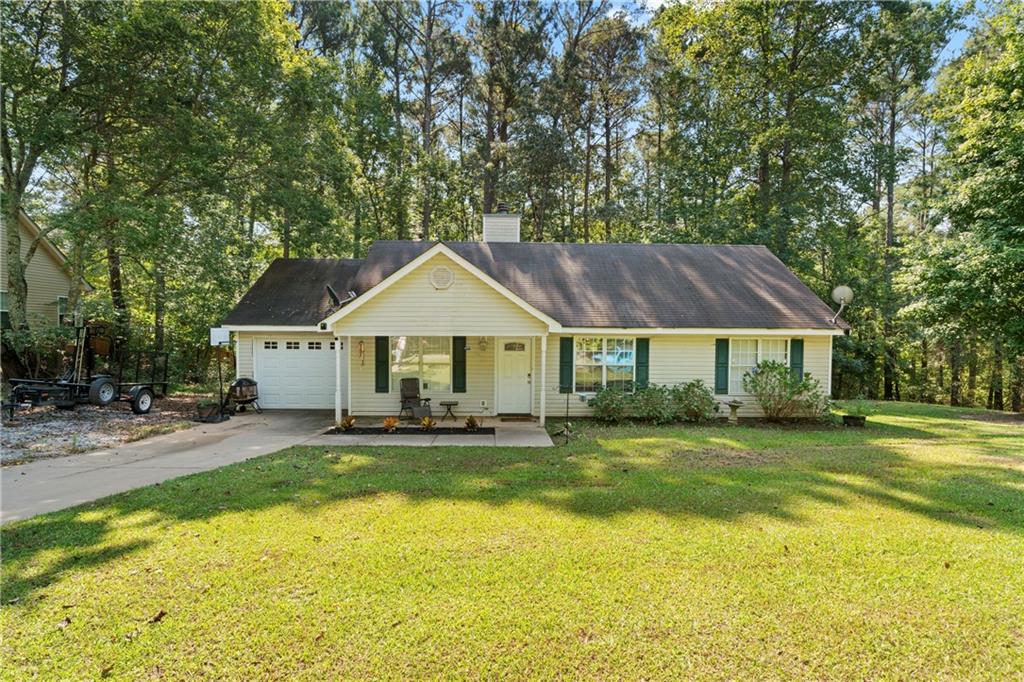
(330, 334), (552, 425)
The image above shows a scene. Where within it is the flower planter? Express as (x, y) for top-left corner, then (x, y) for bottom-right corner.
(196, 403), (220, 420)
(842, 415), (867, 427)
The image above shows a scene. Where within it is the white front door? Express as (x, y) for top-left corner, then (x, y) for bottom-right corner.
(497, 337), (532, 414)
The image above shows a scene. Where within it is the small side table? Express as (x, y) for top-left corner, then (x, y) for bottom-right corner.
(439, 400), (459, 421)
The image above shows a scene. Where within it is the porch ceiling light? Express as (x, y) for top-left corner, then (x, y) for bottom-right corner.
(478, 337), (488, 351)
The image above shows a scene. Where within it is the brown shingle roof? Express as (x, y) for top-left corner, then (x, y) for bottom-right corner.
(223, 258), (363, 326)
(225, 242), (848, 330)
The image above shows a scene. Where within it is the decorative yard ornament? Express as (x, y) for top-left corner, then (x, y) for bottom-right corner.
(830, 285), (854, 324)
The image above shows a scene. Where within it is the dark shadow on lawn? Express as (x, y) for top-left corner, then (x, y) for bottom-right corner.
(2, 417), (1022, 604)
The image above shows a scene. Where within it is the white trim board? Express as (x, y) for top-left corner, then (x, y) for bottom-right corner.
(557, 327), (845, 336)
(319, 243), (562, 331)
(224, 325), (326, 332)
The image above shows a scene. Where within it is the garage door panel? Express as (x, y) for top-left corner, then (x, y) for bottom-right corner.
(254, 337), (343, 409)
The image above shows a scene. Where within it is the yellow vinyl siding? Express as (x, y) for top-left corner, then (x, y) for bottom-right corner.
(331, 253), (547, 337)
(0, 213), (73, 325)
(534, 334), (832, 418)
(348, 335), (496, 416)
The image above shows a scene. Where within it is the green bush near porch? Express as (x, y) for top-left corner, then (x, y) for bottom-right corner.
(1, 401), (1022, 679)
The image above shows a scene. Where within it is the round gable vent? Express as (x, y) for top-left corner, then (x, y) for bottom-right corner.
(429, 265), (454, 290)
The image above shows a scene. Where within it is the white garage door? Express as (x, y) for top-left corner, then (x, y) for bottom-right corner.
(254, 338), (345, 409)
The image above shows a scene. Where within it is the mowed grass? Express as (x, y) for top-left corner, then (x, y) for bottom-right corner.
(2, 402), (1022, 680)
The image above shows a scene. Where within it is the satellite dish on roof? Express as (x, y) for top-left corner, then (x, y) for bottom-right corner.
(830, 285), (853, 324)
(831, 285), (854, 305)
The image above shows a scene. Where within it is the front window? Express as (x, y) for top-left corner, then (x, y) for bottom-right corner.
(391, 336), (451, 392)
(730, 338), (790, 394)
(574, 337), (635, 393)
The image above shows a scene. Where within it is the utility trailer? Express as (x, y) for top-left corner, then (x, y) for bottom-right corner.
(2, 323), (169, 419)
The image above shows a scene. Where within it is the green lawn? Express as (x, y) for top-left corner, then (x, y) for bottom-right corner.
(2, 402), (1022, 680)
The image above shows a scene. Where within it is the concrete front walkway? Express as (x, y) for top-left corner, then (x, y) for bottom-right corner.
(1, 411), (333, 524)
(304, 420), (554, 448)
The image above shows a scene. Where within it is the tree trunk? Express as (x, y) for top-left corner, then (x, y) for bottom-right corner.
(153, 264), (166, 353)
(603, 100), (612, 242)
(282, 211), (291, 259)
(106, 238), (129, 343)
(582, 120), (593, 243)
(482, 83), (496, 214)
(3, 197), (30, 330)
(920, 337), (931, 402)
(949, 338), (962, 407)
(882, 100), (898, 401)
(967, 335), (978, 400)
(992, 338), (1004, 411)
(1011, 356), (1023, 412)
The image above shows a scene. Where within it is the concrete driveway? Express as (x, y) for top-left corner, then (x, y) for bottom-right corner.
(1, 410), (332, 524)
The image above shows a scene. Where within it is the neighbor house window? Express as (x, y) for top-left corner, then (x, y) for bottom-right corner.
(391, 336), (451, 392)
(57, 296), (69, 325)
(729, 338), (789, 394)
(0, 291), (8, 328)
(574, 337), (635, 393)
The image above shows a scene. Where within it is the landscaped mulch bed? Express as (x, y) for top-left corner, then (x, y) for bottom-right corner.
(325, 426), (496, 436)
(0, 393), (206, 465)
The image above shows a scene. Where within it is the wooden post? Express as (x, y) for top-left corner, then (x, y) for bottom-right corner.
(346, 336), (353, 418)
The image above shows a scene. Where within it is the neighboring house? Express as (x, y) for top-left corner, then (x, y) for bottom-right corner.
(224, 212), (849, 423)
(0, 210), (83, 328)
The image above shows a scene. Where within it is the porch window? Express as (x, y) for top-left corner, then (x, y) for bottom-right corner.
(574, 337), (635, 393)
(729, 338), (789, 394)
(390, 336), (451, 392)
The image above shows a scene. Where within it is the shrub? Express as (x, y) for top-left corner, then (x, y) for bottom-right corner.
(630, 385), (676, 424)
(742, 361), (830, 421)
(670, 380), (719, 422)
(420, 416), (437, 431)
(464, 415), (480, 431)
(588, 386), (630, 423)
(338, 415), (357, 431)
(382, 416), (399, 433)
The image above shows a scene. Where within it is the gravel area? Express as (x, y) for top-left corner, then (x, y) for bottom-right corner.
(1, 394), (205, 465)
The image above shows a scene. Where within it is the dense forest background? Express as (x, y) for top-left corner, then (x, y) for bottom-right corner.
(2, 0), (1022, 409)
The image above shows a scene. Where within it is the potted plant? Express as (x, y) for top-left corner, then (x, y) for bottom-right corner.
(842, 399), (872, 427)
(196, 400), (220, 420)
(382, 416), (399, 433)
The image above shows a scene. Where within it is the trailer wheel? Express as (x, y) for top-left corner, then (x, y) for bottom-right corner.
(89, 378), (116, 406)
(131, 388), (154, 415)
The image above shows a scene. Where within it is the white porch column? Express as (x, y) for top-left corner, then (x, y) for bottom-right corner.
(346, 335), (353, 417)
(334, 335), (343, 424)
(539, 334), (547, 426)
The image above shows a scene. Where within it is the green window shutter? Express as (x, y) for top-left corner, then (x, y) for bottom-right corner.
(452, 336), (467, 393)
(714, 339), (729, 394)
(374, 336), (389, 393)
(635, 338), (650, 389)
(790, 339), (804, 381)
(558, 336), (573, 393)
